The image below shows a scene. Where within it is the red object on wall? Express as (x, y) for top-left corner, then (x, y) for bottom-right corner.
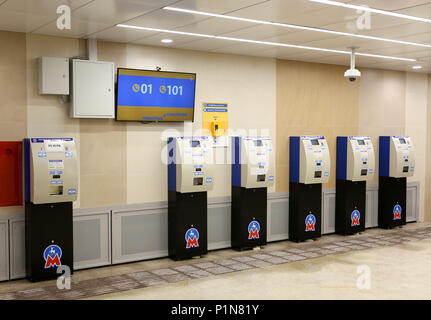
(0, 141), (23, 207)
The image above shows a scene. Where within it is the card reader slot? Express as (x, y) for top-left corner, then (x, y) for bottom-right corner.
(193, 178), (203, 186)
(52, 175), (61, 179)
(49, 186), (63, 195)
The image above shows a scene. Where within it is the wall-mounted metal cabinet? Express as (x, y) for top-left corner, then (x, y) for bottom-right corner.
(70, 59), (115, 119)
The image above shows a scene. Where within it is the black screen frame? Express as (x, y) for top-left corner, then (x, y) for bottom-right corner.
(115, 67), (197, 123)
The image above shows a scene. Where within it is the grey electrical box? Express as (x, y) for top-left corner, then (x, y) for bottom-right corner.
(70, 59), (115, 119)
(38, 57), (70, 95)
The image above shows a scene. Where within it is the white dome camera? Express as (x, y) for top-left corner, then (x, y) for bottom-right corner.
(345, 47), (361, 82)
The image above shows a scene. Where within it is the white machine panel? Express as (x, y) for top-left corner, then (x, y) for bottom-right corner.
(27, 138), (78, 204)
(236, 137), (275, 188)
(300, 136), (330, 184)
(174, 137), (214, 193)
(390, 136), (415, 178)
(347, 136), (375, 181)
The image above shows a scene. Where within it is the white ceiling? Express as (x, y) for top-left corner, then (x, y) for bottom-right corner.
(0, 0), (430, 73)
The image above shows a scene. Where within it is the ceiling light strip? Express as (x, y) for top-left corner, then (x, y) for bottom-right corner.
(163, 6), (431, 48)
(115, 24), (416, 62)
(309, 0), (431, 24)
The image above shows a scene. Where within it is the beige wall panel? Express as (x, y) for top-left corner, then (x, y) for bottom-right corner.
(358, 69), (406, 186)
(122, 44), (276, 203)
(79, 119), (127, 207)
(76, 42), (128, 208)
(276, 60), (360, 192)
(426, 75), (431, 222)
(405, 72), (428, 222)
(0, 31), (27, 215)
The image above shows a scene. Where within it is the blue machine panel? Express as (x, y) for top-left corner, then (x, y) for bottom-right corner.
(232, 137), (241, 187)
(336, 136), (348, 180)
(289, 136), (300, 183)
(168, 137), (177, 191)
(379, 136), (390, 177)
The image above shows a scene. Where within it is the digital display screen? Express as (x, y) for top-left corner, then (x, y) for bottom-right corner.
(116, 68), (196, 122)
(311, 139), (319, 146)
(399, 138), (406, 144)
(190, 140), (200, 148)
(254, 140), (263, 147)
(357, 140), (365, 145)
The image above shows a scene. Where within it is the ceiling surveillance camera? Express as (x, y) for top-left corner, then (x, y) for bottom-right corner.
(344, 68), (361, 82)
(345, 47), (361, 82)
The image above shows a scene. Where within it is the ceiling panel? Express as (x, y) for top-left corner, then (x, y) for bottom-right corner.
(0, 10), (52, 33)
(173, 37), (255, 51)
(72, 0), (180, 25)
(210, 42), (276, 56)
(88, 25), (158, 42)
(216, 24), (296, 40)
(343, 0), (431, 11)
(121, 7), (209, 30)
(227, 0), (329, 21)
(32, 18), (110, 38)
(393, 2), (431, 19)
(0, 0), (93, 14)
(169, 0), (269, 14)
(173, 17), (257, 36)
(132, 32), (199, 47)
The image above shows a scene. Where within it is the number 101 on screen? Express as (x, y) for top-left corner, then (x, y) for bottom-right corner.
(135, 83), (183, 96)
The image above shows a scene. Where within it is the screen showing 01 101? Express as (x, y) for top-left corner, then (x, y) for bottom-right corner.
(116, 68), (196, 122)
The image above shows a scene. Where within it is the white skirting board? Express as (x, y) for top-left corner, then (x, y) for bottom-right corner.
(0, 181), (420, 281)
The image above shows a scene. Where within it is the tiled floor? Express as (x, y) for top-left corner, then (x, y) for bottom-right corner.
(1, 223), (431, 300)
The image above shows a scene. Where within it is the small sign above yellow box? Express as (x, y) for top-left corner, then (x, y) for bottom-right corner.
(202, 103), (228, 137)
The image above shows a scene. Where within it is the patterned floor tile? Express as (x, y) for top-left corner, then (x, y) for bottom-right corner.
(319, 249), (336, 255)
(331, 247), (350, 252)
(16, 287), (52, 300)
(285, 248), (306, 254)
(321, 244), (339, 249)
(300, 252), (322, 258)
(263, 257), (289, 265)
(347, 245), (367, 250)
(284, 255), (307, 261)
(268, 250), (291, 257)
(302, 246), (322, 252)
(194, 262), (220, 269)
(375, 241), (392, 246)
(333, 241), (351, 246)
(162, 273), (192, 283)
(151, 268), (178, 276)
(127, 271), (154, 281)
(206, 266), (234, 275)
(55, 290), (88, 300)
(172, 265), (200, 273)
(246, 260), (272, 268)
(232, 256), (256, 263)
(185, 270), (213, 279)
(250, 253), (273, 260)
(85, 286), (118, 297)
(138, 277), (168, 287)
(216, 259), (238, 266)
(229, 263), (255, 271)
(110, 280), (141, 291)
(360, 243), (380, 248)
(346, 240), (365, 244)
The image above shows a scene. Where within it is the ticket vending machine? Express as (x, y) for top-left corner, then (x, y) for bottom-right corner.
(289, 136), (330, 242)
(231, 136), (275, 250)
(379, 136), (415, 228)
(24, 138), (78, 281)
(168, 137), (213, 260)
(336, 136), (375, 235)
